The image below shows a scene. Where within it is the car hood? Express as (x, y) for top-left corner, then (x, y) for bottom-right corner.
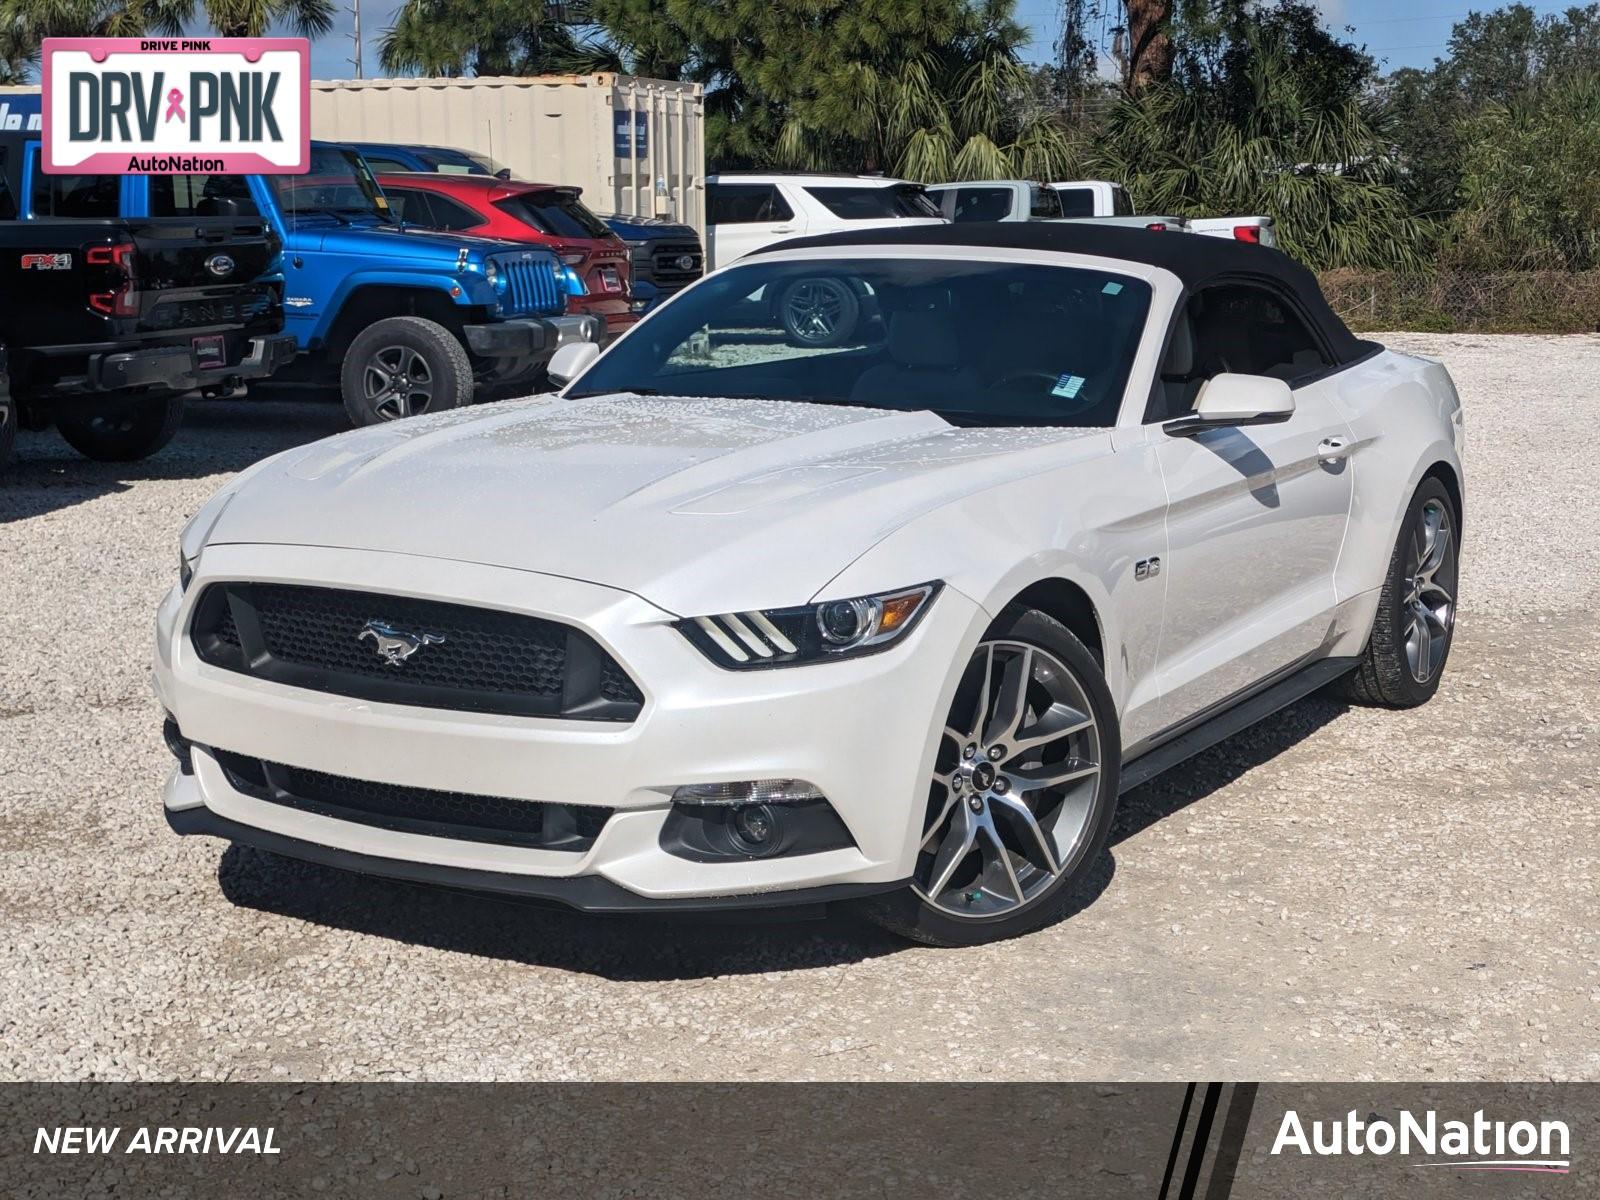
(309, 222), (527, 263)
(597, 215), (698, 241)
(208, 394), (1108, 615)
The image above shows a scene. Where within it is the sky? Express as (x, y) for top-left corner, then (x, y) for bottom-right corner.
(307, 1), (1578, 80)
(1010, 0), (1577, 72)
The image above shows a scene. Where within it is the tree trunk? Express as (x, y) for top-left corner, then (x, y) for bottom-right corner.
(1124, 0), (1174, 94)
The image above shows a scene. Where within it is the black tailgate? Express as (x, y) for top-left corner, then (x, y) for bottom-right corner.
(130, 218), (279, 295)
(130, 217), (282, 342)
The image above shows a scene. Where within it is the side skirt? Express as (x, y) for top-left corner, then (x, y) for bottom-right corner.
(1117, 655), (1358, 795)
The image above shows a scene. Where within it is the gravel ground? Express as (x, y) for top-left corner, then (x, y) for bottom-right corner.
(0, 333), (1596, 1082)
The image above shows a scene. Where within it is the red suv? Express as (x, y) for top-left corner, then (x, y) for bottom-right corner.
(377, 173), (638, 336)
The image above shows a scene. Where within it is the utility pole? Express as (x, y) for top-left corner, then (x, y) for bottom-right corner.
(349, 0), (363, 78)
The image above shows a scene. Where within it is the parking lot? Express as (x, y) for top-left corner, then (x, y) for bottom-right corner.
(1, 332), (1596, 1082)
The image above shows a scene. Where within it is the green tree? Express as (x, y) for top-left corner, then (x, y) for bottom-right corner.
(380, 0), (617, 76)
(589, 0), (1075, 179)
(0, 16), (36, 83)
(1384, 4), (1600, 230)
(0, 0), (332, 57)
(1088, 10), (1427, 270)
(1449, 70), (1600, 269)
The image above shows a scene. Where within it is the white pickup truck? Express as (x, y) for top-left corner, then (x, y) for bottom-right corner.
(924, 179), (1276, 246)
(1048, 180), (1277, 245)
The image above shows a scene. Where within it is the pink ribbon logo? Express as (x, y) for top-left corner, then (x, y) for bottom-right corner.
(164, 88), (185, 123)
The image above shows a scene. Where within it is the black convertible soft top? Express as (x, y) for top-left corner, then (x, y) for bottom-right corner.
(770, 221), (1373, 364)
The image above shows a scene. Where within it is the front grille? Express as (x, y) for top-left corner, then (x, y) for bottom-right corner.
(191, 583), (643, 721)
(214, 749), (611, 851)
(633, 239), (703, 288)
(496, 252), (562, 315)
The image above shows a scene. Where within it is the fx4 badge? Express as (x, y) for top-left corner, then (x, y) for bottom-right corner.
(21, 253), (71, 270)
(358, 619), (446, 667)
(1134, 557), (1162, 581)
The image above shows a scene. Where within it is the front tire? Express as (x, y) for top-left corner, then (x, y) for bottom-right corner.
(1342, 476), (1459, 708)
(861, 606), (1121, 947)
(341, 316), (473, 426)
(56, 393), (183, 462)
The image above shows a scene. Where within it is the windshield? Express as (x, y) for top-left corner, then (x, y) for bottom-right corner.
(496, 190), (614, 240)
(943, 187), (1015, 222)
(805, 184), (942, 220)
(272, 146), (390, 221)
(570, 259), (1152, 427)
(461, 150), (508, 176)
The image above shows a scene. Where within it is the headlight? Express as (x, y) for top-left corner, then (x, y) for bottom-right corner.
(677, 583), (940, 669)
(178, 547), (196, 592)
(484, 259), (500, 287)
(559, 263), (587, 296)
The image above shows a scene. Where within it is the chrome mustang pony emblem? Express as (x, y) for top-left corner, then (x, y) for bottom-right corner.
(358, 619), (445, 667)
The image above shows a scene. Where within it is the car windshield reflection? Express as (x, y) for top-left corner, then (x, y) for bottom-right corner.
(568, 259), (1153, 428)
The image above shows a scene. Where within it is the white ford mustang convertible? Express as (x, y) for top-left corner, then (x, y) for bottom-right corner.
(155, 224), (1463, 945)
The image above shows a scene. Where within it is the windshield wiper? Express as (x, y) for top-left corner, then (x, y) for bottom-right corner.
(565, 387), (670, 399)
(292, 206), (353, 225)
(565, 389), (873, 407)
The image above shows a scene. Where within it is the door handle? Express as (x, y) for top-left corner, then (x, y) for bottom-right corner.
(770, 226), (795, 234)
(1318, 437), (1351, 465)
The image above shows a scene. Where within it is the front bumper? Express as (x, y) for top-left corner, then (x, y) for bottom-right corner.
(163, 802), (905, 914)
(154, 544), (983, 909)
(461, 314), (601, 360)
(88, 334), (298, 393)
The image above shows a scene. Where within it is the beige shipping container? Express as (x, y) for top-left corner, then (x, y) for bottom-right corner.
(310, 74), (705, 235)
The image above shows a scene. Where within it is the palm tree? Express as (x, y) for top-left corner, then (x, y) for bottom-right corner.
(768, 0), (1078, 182)
(0, 14), (37, 83)
(379, 0), (617, 77)
(0, 0), (331, 53)
(1088, 28), (1430, 269)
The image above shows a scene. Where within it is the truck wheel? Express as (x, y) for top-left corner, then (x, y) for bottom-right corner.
(342, 317), (473, 426)
(0, 377), (15, 473)
(778, 277), (860, 347)
(56, 393), (184, 463)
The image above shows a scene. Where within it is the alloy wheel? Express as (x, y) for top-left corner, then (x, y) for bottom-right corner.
(914, 639), (1103, 919)
(1403, 498), (1456, 683)
(363, 346), (437, 420)
(783, 280), (846, 342)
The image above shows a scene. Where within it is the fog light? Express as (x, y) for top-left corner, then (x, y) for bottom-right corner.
(732, 804), (776, 849)
(670, 779), (823, 806)
(660, 787), (853, 863)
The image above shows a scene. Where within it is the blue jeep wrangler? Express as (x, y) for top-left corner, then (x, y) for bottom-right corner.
(9, 137), (598, 424)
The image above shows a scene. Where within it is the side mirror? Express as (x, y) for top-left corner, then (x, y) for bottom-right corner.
(547, 340), (600, 388)
(1164, 373), (1294, 437)
(495, 168), (512, 181)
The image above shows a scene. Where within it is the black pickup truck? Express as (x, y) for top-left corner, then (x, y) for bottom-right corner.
(0, 145), (295, 472)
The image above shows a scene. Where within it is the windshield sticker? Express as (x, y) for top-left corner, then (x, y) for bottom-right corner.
(1052, 374), (1086, 399)
(1102, 281), (1124, 295)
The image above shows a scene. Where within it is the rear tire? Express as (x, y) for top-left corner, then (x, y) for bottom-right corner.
(859, 605), (1120, 947)
(0, 369), (16, 473)
(56, 393), (183, 462)
(1341, 476), (1459, 708)
(341, 316), (473, 426)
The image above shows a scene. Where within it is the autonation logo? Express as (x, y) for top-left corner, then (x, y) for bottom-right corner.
(1272, 1109), (1571, 1174)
